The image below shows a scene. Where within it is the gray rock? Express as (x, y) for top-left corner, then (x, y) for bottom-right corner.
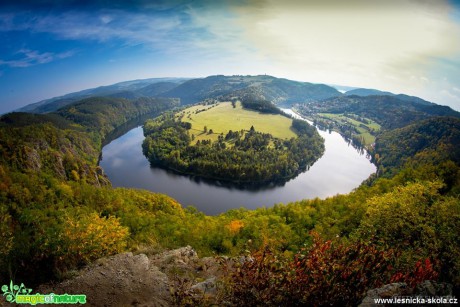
(191, 277), (217, 295)
(33, 247), (225, 307)
(150, 246), (198, 270)
(38, 252), (171, 307)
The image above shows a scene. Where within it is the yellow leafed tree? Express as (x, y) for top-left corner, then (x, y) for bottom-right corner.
(61, 212), (129, 265)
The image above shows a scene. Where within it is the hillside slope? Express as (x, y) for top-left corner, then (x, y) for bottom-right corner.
(163, 75), (340, 106)
(374, 117), (460, 177)
(297, 95), (459, 129)
(17, 78), (187, 113)
(1, 79), (459, 304)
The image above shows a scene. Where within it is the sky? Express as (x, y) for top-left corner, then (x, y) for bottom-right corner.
(0, 0), (459, 114)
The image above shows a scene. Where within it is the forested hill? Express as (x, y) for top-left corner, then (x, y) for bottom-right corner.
(345, 88), (435, 106)
(17, 78), (187, 113)
(18, 75), (341, 113)
(1, 90), (460, 303)
(373, 117), (460, 178)
(162, 75), (340, 106)
(55, 96), (179, 138)
(345, 88), (394, 96)
(17, 75), (450, 116)
(295, 94), (460, 180)
(0, 96), (184, 286)
(298, 95), (459, 129)
(0, 97), (178, 183)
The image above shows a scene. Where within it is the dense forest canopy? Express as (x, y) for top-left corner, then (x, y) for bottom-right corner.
(0, 97), (178, 183)
(0, 83), (459, 304)
(372, 117), (460, 180)
(142, 102), (324, 184)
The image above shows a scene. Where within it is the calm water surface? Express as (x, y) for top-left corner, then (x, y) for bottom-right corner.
(100, 110), (376, 215)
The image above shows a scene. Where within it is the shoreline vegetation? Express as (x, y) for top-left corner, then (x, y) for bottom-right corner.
(1, 76), (459, 303)
(142, 101), (325, 185)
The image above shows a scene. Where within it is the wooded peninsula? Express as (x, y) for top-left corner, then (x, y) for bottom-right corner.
(142, 101), (325, 184)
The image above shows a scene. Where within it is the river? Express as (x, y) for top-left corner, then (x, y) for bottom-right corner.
(99, 109), (376, 215)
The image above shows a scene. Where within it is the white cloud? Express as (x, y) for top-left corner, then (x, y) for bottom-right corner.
(1, 1), (459, 110)
(200, 0), (459, 110)
(0, 9), (186, 51)
(0, 49), (76, 68)
(229, 1), (459, 80)
(7, 10), (190, 51)
(0, 4), (257, 62)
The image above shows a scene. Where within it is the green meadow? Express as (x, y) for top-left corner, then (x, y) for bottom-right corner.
(177, 102), (296, 144)
(318, 113), (381, 145)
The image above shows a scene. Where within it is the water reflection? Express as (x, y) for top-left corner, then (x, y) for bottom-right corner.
(100, 111), (376, 215)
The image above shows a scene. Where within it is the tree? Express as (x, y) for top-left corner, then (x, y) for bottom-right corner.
(59, 212), (130, 266)
(355, 180), (460, 285)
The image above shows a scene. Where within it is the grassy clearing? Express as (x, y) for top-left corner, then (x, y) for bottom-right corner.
(319, 113), (380, 131)
(318, 113), (381, 145)
(177, 102), (296, 144)
(360, 132), (375, 144)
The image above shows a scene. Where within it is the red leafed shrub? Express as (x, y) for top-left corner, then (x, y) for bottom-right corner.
(391, 258), (439, 288)
(227, 232), (438, 306)
(287, 232), (399, 306)
(228, 246), (292, 306)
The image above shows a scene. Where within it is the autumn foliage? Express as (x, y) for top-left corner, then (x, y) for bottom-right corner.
(227, 232), (439, 306)
(59, 212), (129, 267)
(390, 258), (438, 288)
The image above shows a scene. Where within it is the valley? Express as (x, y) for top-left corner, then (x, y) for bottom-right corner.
(100, 110), (375, 214)
(1, 75), (459, 305)
(2, 1), (460, 304)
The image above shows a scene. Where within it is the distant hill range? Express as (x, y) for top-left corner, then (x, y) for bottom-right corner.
(345, 88), (394, 97)
(299, 95), (458, 130)
(17, 75), (341, 113)
(345, 88), (434, 106)
(161, 75), (340, 105)
(17, 78), (189, 113)
(17, 75), (444, 114)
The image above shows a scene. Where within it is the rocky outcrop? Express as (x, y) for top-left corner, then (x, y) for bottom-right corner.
(8, 250), (456, 307)
(37, 246), (222, 307)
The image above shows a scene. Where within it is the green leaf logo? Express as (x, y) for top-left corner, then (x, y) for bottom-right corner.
(1, 281), (33, 303)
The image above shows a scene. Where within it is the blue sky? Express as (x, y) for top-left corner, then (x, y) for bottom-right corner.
(1, 0), (460, 114)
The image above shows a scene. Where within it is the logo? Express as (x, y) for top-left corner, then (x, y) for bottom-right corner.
(2, 281), (86, 305)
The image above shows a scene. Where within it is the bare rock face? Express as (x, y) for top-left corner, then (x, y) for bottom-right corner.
(37, 246), (222, 307)
(39, 253), (171, 307)
(23, 146), (42, 172)
(150, 246), (199, 271)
